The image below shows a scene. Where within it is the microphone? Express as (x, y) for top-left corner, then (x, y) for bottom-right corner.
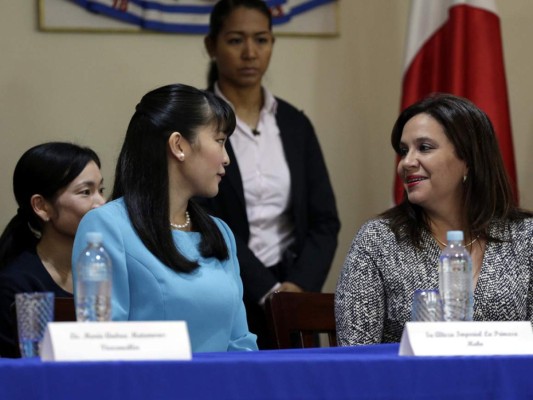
(252, 128), (260, 136)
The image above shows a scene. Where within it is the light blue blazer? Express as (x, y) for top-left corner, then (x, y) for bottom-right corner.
(72, 198), (258, 352)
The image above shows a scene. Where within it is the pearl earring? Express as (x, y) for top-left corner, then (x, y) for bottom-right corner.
(178, 152), (185, 161)
(463, 175), (467, 183)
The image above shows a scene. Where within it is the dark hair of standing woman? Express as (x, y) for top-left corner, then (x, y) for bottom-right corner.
(382, 93), (532, 247)
(206, 0), (272, 90)
(0, 142), (101, 268)
(111, 83), (236, 273)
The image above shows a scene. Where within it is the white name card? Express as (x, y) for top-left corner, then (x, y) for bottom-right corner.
(399, 321), (533, 356)
(41, 321), (191, 361)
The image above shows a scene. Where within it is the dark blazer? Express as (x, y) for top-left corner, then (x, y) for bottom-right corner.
(199, 98), (340, 304)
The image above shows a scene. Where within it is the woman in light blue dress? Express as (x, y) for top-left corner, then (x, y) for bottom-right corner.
(73, 83), (258, 352)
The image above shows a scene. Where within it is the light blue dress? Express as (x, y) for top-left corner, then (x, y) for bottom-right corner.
(72, 198), (258, 352)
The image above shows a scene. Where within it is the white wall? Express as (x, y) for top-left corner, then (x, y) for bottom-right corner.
(1, 1), (532, 293)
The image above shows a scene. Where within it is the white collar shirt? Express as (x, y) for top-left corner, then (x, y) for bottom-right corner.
(214, 84), (294, 267)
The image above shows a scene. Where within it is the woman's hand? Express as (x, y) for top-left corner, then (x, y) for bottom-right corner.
(278, 281), (304, 293)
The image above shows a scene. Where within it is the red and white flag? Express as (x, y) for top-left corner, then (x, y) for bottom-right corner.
(394, 0), (517, 204)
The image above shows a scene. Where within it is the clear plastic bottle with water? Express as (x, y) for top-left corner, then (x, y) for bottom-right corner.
(438, 230), (473, 321)
(75, 232), (112, 322)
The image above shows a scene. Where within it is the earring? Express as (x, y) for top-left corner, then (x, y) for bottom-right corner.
(178, 152), (185, 161)
(463, 175), (467, 183)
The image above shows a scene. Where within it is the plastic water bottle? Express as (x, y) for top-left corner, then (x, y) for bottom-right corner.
(75, 232), (112, 321)
(438, 230), (473, 321)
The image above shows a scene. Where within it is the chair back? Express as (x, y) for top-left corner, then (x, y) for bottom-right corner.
(54, 297), (76, 322)
(265, 292), (336, 349)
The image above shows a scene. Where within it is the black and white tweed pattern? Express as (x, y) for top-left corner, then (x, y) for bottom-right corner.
(335, 217), (533, 346)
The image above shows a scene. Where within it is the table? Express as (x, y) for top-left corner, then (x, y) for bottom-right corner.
(1, 344), (533, 399)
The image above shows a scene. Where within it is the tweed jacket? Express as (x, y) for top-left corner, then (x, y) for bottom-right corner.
(335, 217), (533, 345)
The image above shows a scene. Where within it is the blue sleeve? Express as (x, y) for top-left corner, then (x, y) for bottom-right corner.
(72, 202), (130, 321)
(215, 219), (258, 351)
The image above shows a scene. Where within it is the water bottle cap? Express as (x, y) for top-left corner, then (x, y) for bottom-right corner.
(446, 230), (464, 241)
(86, 232), (103, 244)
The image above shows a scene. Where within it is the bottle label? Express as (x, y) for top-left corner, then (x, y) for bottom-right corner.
(80, 262), (108, 281)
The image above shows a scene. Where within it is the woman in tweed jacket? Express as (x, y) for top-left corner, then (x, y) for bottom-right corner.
(335, 94), (533, 345)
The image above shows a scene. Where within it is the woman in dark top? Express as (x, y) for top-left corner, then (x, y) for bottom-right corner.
(200, 0), (340, 348)
(0, 142), (105, 357)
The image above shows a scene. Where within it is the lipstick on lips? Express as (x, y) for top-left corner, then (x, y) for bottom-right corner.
(405, 175), (427, 188)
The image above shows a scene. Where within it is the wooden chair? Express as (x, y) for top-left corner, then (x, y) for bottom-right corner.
(265, 292), (337, 349)
(54, 297), (76, 322)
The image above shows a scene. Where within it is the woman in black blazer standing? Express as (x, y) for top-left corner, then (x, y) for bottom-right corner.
(201, 0), (340, 349)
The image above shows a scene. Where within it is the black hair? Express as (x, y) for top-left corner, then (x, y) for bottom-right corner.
(206, 0), (272, 90)
(111, 83), (236, 273)
(0, 142), (101, 268)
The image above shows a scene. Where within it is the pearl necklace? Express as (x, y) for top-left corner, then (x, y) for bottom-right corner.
(433, 234), (479, 248)
(170, 211), (190, 230)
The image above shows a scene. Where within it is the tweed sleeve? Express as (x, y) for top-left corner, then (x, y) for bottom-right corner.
(524, 220), (533, 324)
(335, 220), (386, 346)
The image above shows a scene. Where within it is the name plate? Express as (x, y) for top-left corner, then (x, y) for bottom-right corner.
(41, 321), (191, 361)
(399, 321), (533, 356)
